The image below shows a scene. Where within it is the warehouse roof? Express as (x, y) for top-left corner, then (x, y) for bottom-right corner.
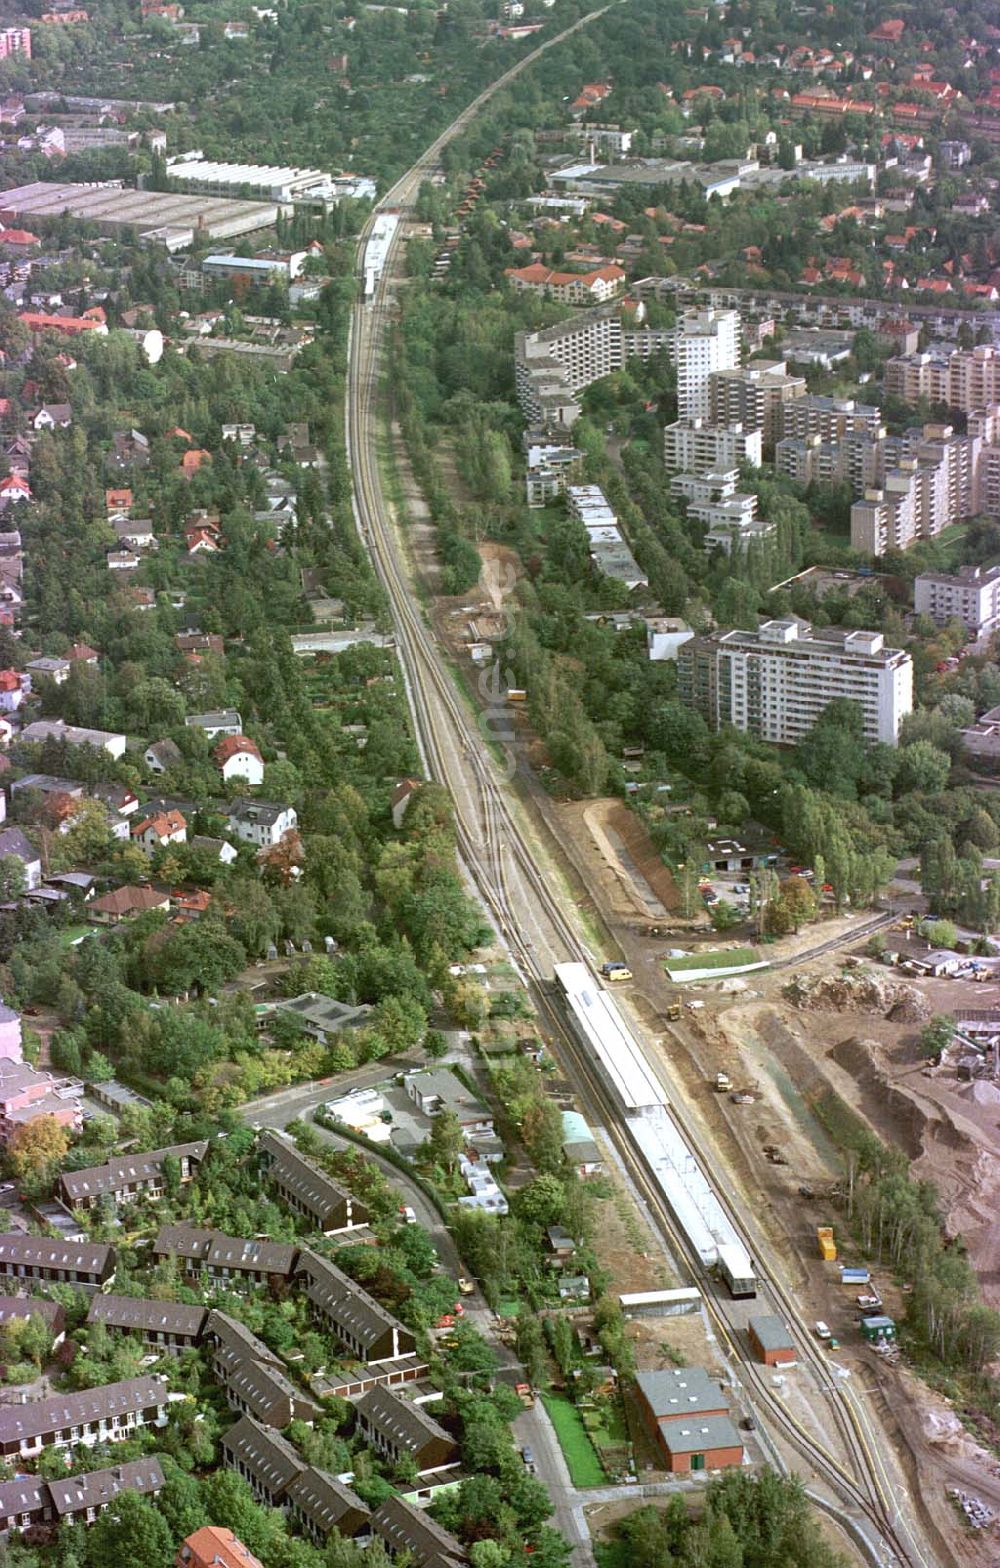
(748, 1314), (795, 1352)
(657, 1413), (743, 1454)
(636, 1367), (729, 1420)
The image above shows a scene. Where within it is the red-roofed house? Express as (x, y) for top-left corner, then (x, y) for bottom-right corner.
(18, 312), (108, 338)
(180, 448), (211, 478)
(106, 487), (133, 516)
(504, 262), (625, 304)
(177, 1527), (264, 1568)
(186, 528), (220, 556)
(0, 475), (31, 505)
(0, 229), (39, 249)
(213, 735), (264, 785)
(0, 671), (27, 712)
(132, 809), (188, 856)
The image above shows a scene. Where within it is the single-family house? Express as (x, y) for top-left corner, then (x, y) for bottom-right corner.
(88, 885), (171, 924)
(272, 992), (369, 1043)
(391, 778), (422, 829)
(0, 827), (41, 891)
(404, 1069), (494, 1138)
(177, 1528), (264, 1568)
(144, 739), (183, 775)
(214, 735), (264, 785)
(185, 709), (242, 739)
(131, 809), (187, 856)
(31, 404), (72, 431)
(25, 655), (69, 684)
(0, 671), (27, 712)
(227, 799), (297, 848)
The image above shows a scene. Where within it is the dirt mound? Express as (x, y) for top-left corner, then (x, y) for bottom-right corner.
(784, 967), (931, 1022)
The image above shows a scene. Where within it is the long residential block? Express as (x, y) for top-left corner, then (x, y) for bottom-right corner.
(258, 1130), (369, 1233)
(295, 1248), (416, 1364)
(86, 1293), (206, 1352)
(0, 1234), (114, 1291)
(60, 1140), (207, 1210)
(0, 1376), (167, 1459)
(678, 618), (913, 746)
(151, 1224), (298, 1286)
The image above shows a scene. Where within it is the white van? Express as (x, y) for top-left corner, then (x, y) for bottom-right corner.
(814, 1321), (832, 1340)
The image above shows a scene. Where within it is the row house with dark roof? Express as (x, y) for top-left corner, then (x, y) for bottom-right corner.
(221, 1414), (305, 1508)
(0, 1458), (164, 1536)
(258, 1131), (369, 1234)
(295, 1249), (416, 1364)
(372, 1495), (467, 1568)
(286, 1468), (371, 1545)
(0, 1295), (65, 1345)
(0, 1234), (114, 1291)
(87, 1293), (207, 1352)
(0, 1375), (168, 1459)
(354, 1386), (458, 1476)
(60, 1140), (207, 1210)
(205, 1310), (322, 1427)
(151, 1224), (298, 1288)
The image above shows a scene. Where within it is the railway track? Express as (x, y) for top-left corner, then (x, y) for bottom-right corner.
(341, 28), (943, 1568)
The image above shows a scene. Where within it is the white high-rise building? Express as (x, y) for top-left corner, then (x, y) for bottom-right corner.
(914, 565), (1000, 639)
(663, 417), (761, 474)
(675, 309), (740, 420)
(678, 619), (912, 746)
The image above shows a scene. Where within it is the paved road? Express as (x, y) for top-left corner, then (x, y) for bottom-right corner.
(514, 1401), (596, 1568)
(238, 1055), (420, 1131)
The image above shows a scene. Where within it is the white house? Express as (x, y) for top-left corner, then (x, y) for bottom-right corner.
(0, 827), (42, 890)
(213, 735), (264, 785)
(227, 800), (297, 848)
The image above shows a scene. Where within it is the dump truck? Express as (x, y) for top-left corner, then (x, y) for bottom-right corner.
(817, 1226), (837, 1262)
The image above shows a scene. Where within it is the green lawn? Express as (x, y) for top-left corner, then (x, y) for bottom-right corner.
(664, 947), (761, 973)
(541, 1393), (607, 1488)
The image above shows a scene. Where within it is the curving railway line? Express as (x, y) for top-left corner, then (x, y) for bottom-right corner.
(342, 22), (944, 1568)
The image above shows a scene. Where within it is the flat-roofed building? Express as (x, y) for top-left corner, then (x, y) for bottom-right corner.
(0, 181), (279, 251)
(60, 1140), (207, 1211)
(634, 1367), (743, 1474)
(295, 1249), (416, 1364)
(19, 719), (126, 759)
(86, 1294), (206, 1352)
(151, 1224), (298, 1286)
(678, 618), (912, 746)
(885, 344), (1000, 412)
(663, 417), (762, 474)
(286, 1469), (371, 1544)
(258, 1130), (369, 1233)
(915, 564), (1000, 638)
(355, 1386), (458, 1475)
(0, 1234), (114, 1291)
(0, 1375), (167, 1459)
(675, 309), (740, 421)
(747, 1314), (797, 1366)
(709, 361), (806, 448)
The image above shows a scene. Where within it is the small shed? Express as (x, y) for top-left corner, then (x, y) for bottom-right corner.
(747, 1314), (796, 1366)
(860, 1314), (896, 1343)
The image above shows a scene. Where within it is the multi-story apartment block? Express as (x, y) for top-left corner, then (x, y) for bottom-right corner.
(663, 417), (762, 474)
(675, 309), (740, 420)
(777, 395), (882, 444)
(515, 309), (622, 427)
(0, 29), (31, 60)
(850, 421), (983, 553)
(775, 431), (884, 491)
(707, 360), (806, 447)
(914, 564), (1000, 639)
(670, 471), (773, 553)
(980, 446), (1000, 518)
(678, 619), (912, 746)
(884, 345), (1000, 412)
